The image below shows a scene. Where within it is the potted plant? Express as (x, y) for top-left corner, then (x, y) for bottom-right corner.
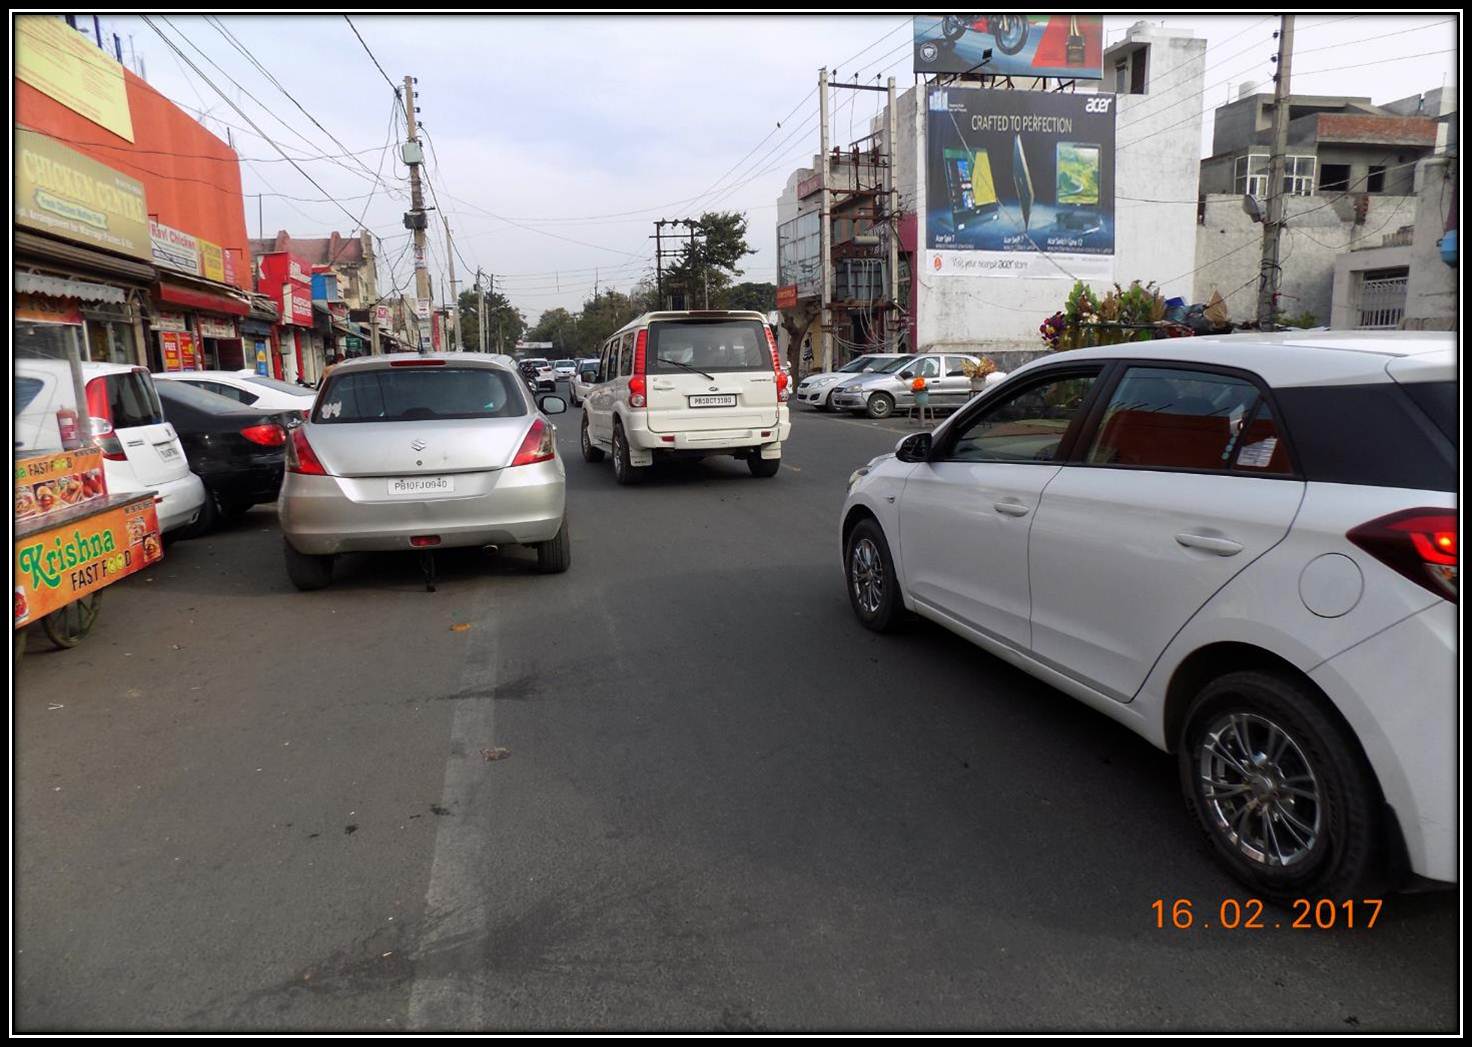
(961, 355), (998, 392)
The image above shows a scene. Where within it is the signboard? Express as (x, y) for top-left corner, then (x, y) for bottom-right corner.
(15, 15), (135, 142)
(374, 304), (392, 328)
(925, 87), (1115, 280)
(258, 253), (313, 326)
(159, 331), (182, 371)
(198, 238), (225, 283)
(178, 332), (199, 370)
(149, 217), (200, 274)
(14, 129), (150, 260)
(254, 339), (270, 376)
(414, 297), (432, 320)
(197, 317), (238, 340)
(913, 15), (1104, 80)
(16, 293), (83, 326)
(222, 247), (238, 287)
(15, 496), (162, 630)
(775, 284), (799, 310)
(15, 448), (107, 523)
(152, 311), (188, 333)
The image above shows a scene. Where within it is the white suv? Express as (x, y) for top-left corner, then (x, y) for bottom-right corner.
(15, 359), (206, 534)
(841, 331), (1456, 900)
(579, 310), (792, 482)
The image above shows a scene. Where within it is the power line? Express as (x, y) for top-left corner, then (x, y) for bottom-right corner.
(344, 15), (398, 92)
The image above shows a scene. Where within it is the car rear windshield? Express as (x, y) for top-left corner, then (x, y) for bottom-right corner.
(243, 375), (313, 396)
(647, 320), (771, 374)
(554, 359), (575, 368)
(1400, 380), (1456, 442)
(158, 379), (254, 414)
(314, 367), (526, 423)
(106, 371), (165, 428)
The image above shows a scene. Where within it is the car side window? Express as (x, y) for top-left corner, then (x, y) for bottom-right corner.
(1085, 366), (1290, 474)
(915, 357), (940, 379)
(944, 356), (971, 377)
(617, 332), (634, 377)
(946, 372), (1100, 463)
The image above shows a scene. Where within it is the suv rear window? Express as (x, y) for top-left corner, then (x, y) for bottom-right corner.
(647, 320), (771, 374)
(106, 372), (165, 428)
(315, 367), (526, 423)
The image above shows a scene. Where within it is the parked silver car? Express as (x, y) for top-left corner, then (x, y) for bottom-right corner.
(278, 353), (570, 590)
(829, 352), (981, 419)
(794, 352), (909, 411)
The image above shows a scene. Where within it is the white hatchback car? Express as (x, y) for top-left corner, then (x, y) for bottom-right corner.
(579, 310), (792, 482)
(15, 359), (206, 534)
(155, 369), (316, 419)
(841, 331), (1456, 900)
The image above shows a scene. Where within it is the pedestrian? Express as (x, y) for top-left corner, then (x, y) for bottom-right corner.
(910, 373), (933, 426)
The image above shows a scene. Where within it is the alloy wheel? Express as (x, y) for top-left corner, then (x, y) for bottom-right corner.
(1196, 711), (1323, 868)
(850, 537), (885, 615)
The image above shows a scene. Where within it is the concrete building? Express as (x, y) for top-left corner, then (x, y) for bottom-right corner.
(248, 230), (378, 310)
(776, 21), (1208, 368)
(1193, 84), (1452, 327)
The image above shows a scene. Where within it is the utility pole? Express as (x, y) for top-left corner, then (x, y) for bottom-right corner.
(1257, 15), (1294, 330)
(818, 66), (833, 373)
(653, 220), (665, 306)
(403, 75), (431, 352)
(886, 75), (900, 352)
(443, 214), (459, 351)
(476, 267), (487, 355)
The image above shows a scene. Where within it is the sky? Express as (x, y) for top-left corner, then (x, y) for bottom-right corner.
(90, 13), (1459, 325)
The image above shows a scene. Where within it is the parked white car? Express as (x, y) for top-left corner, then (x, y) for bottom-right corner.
(841, 331), (1456, 900)
(154, 370), (316, 419)
(15, 359), (207, 534)
(829, 352), (982, 419)
(795, 352), (909, 411)
(579, 310), (791, 481)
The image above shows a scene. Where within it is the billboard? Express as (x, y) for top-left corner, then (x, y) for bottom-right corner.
(15, 128), (150, 260)
(913, 16), (1103, 80)
(15, 15), (135, 141)
(925, 87), (1115, 280)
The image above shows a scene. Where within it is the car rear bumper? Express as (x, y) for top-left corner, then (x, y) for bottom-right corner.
(625, 414), (791, 455)
(198, 461), (284, 507)
(1309, 600), (1457, 883)
(279, 459), (565, 554)
(132, 472), (206, 534)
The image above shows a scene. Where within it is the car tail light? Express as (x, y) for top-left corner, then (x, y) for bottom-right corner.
(83, 376), (127, 460)
(1347, 509), (1457, 602)
(287, 425), (328, 475)
(764, 325), (790, 402)
(628, 329), (648, 407)
(240, 422), (287, 447)
(511, 418), (555, 466)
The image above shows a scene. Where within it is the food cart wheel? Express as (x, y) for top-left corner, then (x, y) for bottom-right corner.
(43, 592), (102, 649)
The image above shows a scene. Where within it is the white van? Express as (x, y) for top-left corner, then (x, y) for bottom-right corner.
(578, 310), (792, 482)
(15, 359), (206, 534)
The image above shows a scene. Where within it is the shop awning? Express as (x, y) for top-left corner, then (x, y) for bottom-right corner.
(15, 230), (156, 286)
(15, 270), (127, 305)
(156, 280), (250, 317)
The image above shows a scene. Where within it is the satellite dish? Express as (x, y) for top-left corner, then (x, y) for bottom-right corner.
(1242, 195), (1264, 223)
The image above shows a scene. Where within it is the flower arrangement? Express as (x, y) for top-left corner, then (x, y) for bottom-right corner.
(961, 356), (998, 380)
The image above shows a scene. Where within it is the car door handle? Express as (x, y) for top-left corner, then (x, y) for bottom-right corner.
(1175, 532), (1243, 556)
(993, 500), (1030, 517)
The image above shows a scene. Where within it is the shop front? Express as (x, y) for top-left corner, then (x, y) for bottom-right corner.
(258, 251), (315, 384)
(149, 274), (250, 372)
(242, 295), (282, 379)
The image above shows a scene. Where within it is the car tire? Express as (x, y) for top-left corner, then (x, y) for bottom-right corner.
(1178, 671), (1385, 905)
(748, 453), (781, 478)
(580, 411), (605, 463)
(817, 391), (835, 412)
(844, 517), (905, 633)
(179, 486), (219, 539)
(535, 513), (572, 574)
(611, 420), (647, 486)
(283, 540), (334, 591)
(866, 392), (896, 419)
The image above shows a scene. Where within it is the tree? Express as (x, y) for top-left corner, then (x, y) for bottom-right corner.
(661, 210), (754, 309)
(526, 307), (578, 354)
(720, 281), (776, 313)
(457, 287), (525, 352)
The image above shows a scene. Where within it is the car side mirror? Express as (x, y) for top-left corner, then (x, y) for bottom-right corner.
(538, 395), (567, 415)
(895, 432), (931, 463)
(899, 370), (913, 380)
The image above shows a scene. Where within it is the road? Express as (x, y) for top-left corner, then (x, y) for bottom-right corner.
(13, 401), (1459, 1032)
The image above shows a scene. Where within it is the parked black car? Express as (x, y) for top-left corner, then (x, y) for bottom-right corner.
(154, 380), (291, 534)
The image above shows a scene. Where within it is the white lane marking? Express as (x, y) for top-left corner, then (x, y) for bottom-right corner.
(407, 585), (497, 1030)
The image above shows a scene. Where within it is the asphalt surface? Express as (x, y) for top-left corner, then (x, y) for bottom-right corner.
(13, 398), (1460, 1032)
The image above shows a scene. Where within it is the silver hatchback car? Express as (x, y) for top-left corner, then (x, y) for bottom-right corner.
(278, 353), (569, 590)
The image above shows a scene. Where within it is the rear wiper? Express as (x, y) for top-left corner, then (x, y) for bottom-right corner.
(656, 356), (715, 381)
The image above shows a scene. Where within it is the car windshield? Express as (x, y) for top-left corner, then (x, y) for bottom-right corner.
(314, 367), (526, 423)
(647, 319), (771, 374)
(839, 356), (880, 372)
(874, 355), (916, 374)
(243, 375), (314, 397)
(554, 359), (575, 368)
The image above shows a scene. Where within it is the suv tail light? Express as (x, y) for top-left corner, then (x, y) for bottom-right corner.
(286, 425), (328, 475)
(764, 325), (790, 402)
(83, 376), (127, 460)
(240, 422), (287, 447)
(628, 329), (648, 408)
(511, 418), (555, 466)
(1347, 509), (1457, 602)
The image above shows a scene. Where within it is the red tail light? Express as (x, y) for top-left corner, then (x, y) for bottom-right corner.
(1348, 509), (1457, 602)
(287, 425), (328, 475)
(765, 325), (790, 402)
(629, 329), (648, 407)
(83, 376), (127, 460)
(240, 422), (287, 447)
(511, 418), (555, 466)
